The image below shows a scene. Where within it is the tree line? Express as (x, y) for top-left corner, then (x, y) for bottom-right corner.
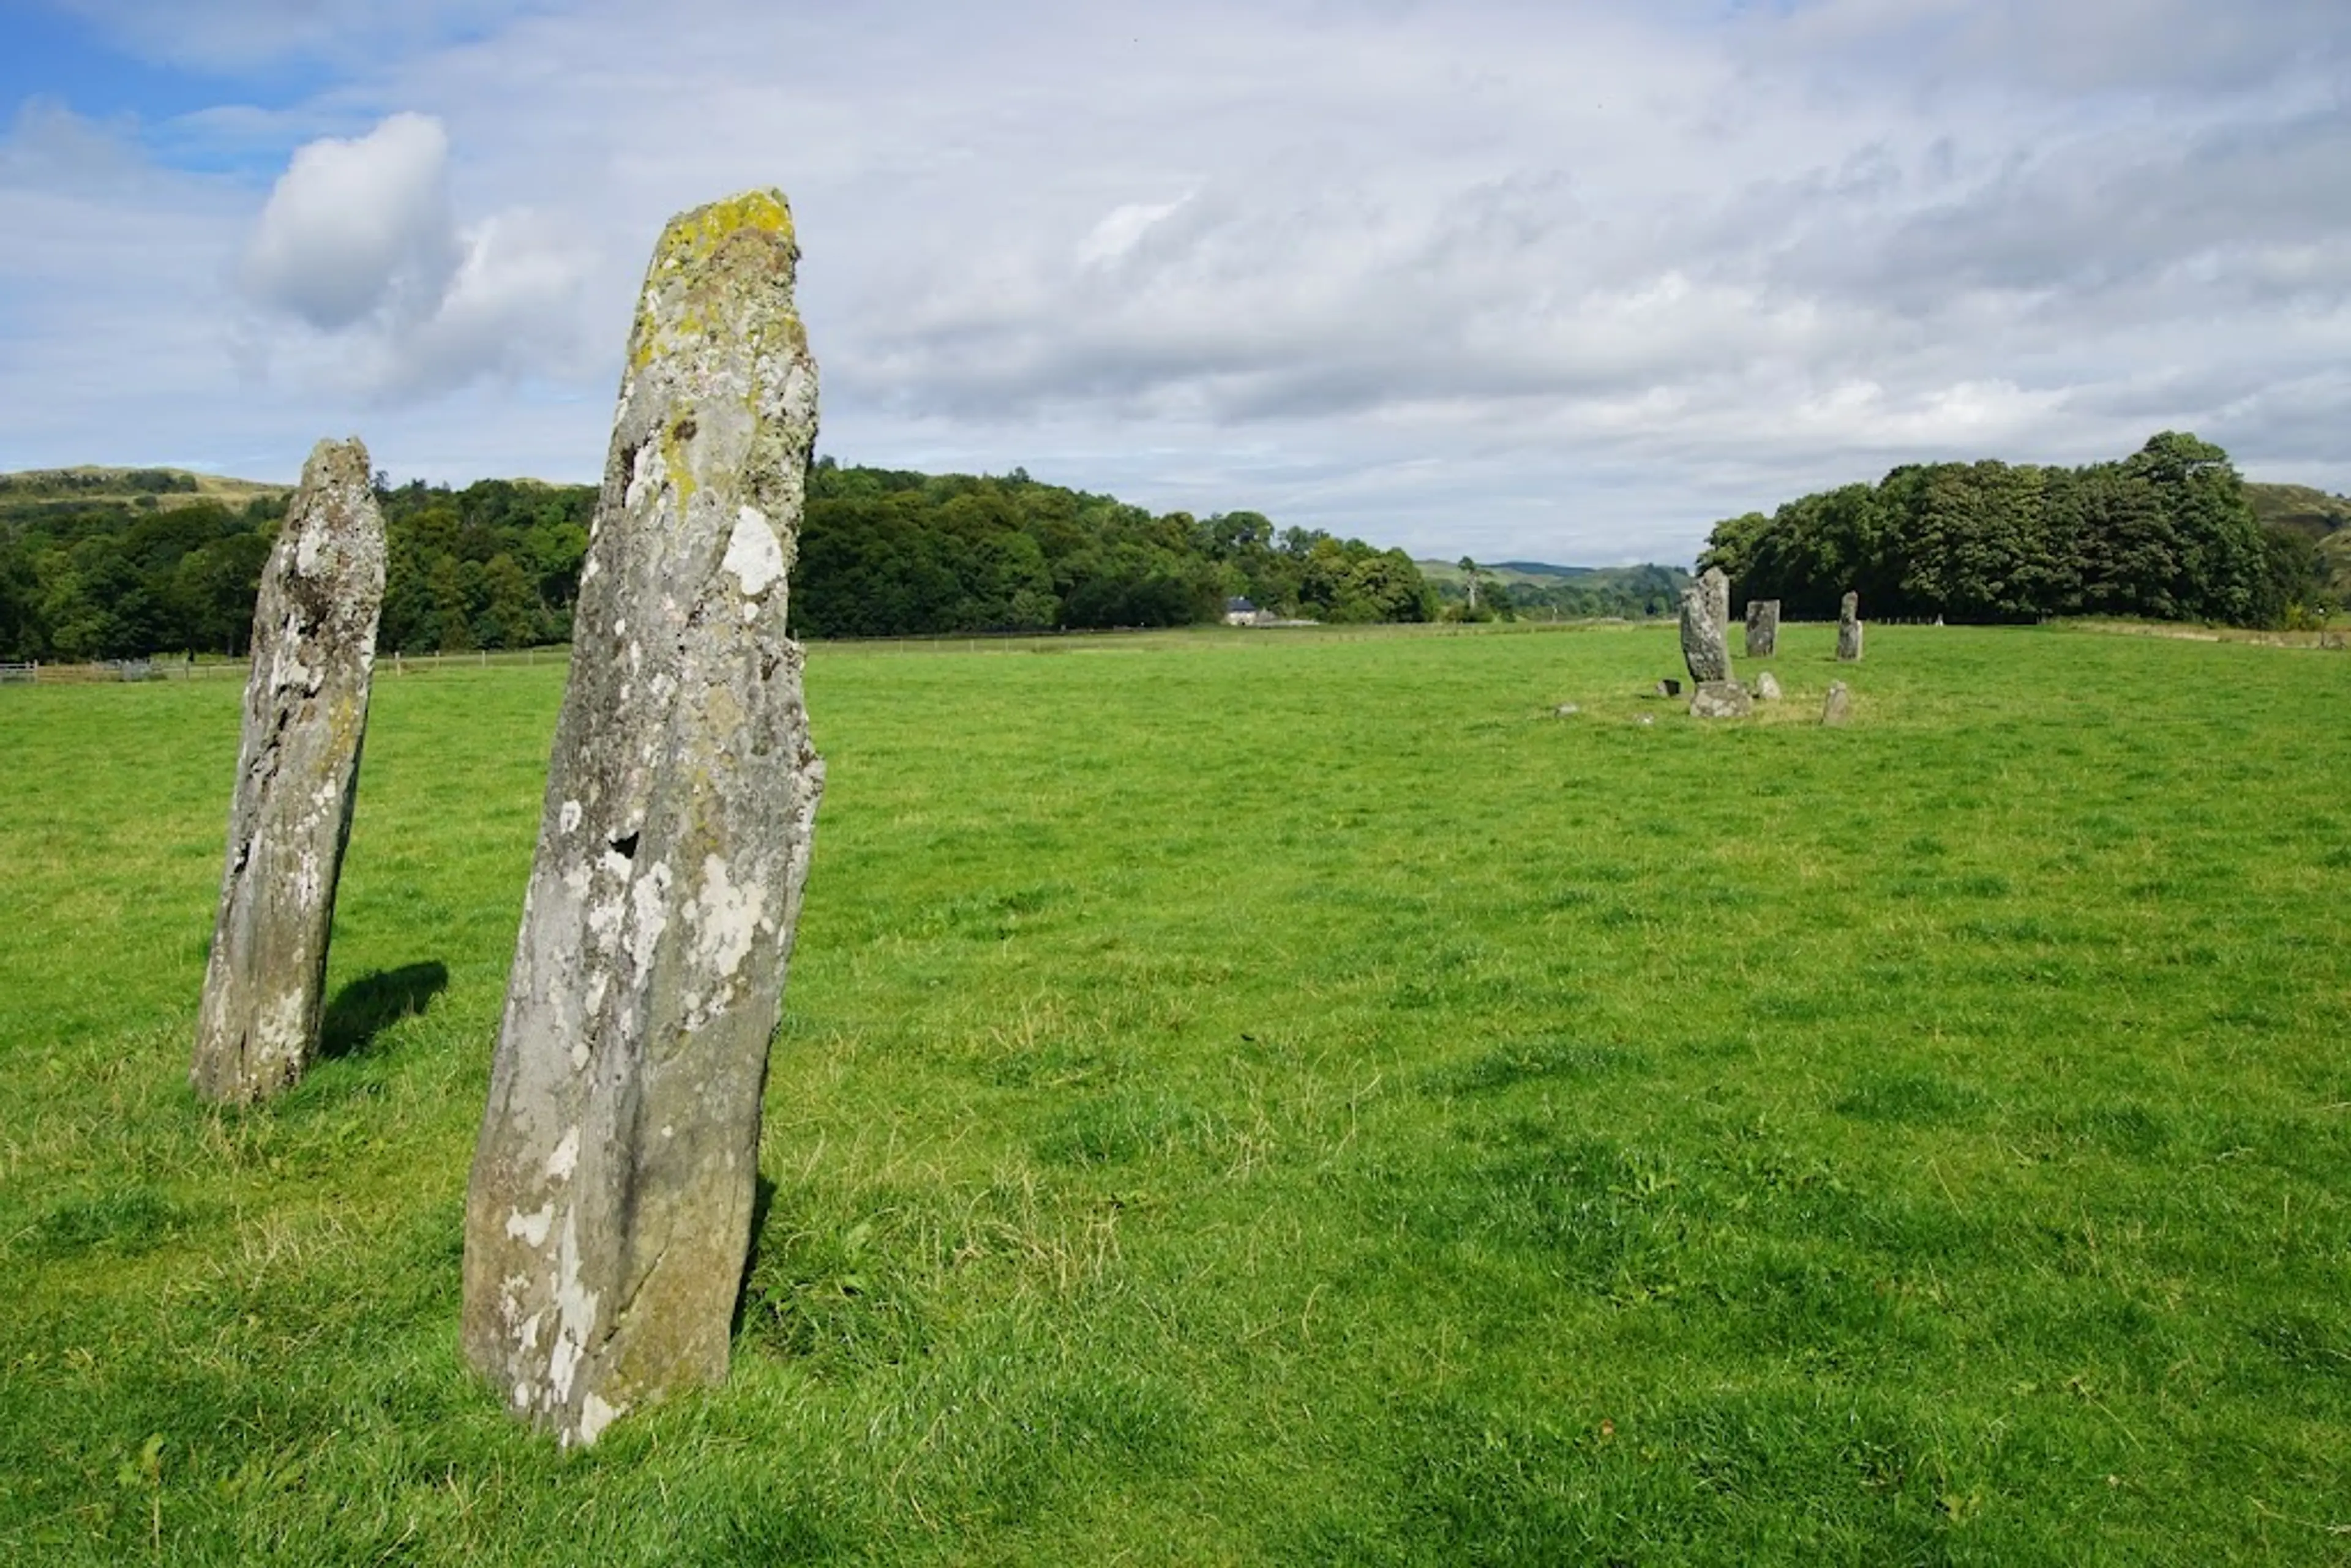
(790, 461), (1431, 636)
(0, 460), (1439, 661)
(1698, 432), (2323, 627)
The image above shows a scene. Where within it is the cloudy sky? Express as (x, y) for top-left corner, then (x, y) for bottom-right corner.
(2, 0), (2345, 565)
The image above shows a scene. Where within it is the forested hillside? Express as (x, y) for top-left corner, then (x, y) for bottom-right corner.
(1420, 558), (1687, 621)
(0, 471), (289, 661)
(790, 460), (1431, 636)
(0, 460), (1435, 660)
(2246, 480), (2351, 602)
(1700, 432), (2325, 627)
(15, 433), (2330, 661)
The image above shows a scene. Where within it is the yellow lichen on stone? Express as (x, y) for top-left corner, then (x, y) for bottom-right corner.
(626, 190), (795, 375)
(659, 415), (697, 509)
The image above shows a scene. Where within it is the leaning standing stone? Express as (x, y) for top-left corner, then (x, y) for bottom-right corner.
(1745, 599), (1779, 658)
(1821, 680), (1852, 726)
(191, 438), (384, 1105)
(1679, 583), (1731, 685)
(1836, 591), (1864, 661)
(462, 191), (825, 1447)
(1753, 670), (1782, 702)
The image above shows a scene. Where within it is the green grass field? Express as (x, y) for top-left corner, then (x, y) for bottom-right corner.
(3, 620), (2348, 1564)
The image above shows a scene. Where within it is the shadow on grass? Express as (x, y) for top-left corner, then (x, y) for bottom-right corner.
(320, 961), (449, 1059)
(731, 1172), (780, 1340)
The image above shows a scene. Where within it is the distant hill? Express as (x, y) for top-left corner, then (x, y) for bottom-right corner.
(0, 465), (288, 508)
(2246, 481), (2351, 601)
(1417, 557), (1688, 619)
(2245, 480), (2351, 536)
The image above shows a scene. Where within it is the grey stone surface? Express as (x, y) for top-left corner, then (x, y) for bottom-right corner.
(1822, 680), (1852, 726)
(1701, 566), (1730, 634)
(1837, 591), (1864, 661)
(191, 437), (384, 1105)
(1689, 679), (1753, 719)
(462, 191), (825, 1449)
(1753, 670), (1782, 702)
(1552, 702), (1580, 716)
(1678, 584), (1731, 685)
(1744, 598), (1780, 658)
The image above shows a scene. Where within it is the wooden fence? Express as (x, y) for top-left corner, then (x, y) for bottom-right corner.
(1, 646), (576, 685)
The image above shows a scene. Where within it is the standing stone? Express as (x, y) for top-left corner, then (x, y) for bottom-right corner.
(1744, 598), (1780, 658)
(1690, 680), (1753, 719)
(1822, 680), (1852, 726)
(1679, 583), (1731, 685)
(1836, 591), (1864, 661)
(191, 438), (384, 1105)
(1753, 670), (1782, 702)
(1701, 566), (1730, 636)
(462, 191), (825, 1447)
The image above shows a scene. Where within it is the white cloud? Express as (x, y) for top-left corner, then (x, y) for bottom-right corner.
(237, 113), (587, 400)
(1078, 197), (1191, 268)
(241, 111), (457, 330)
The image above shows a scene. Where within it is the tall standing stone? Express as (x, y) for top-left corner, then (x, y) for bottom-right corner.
(1701, 566), (1730, 637)
(1744, 598), (1780, 658)
(462, 191), (825, 1448)
(191, 438), (384, 1105)
(1679, 583), (1731, 685)
(1837, 591), (1864, 661)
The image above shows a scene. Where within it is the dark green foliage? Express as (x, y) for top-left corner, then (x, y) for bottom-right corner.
(1703, 432), (2314, 627)
(0, 471), (596, 660)
(790, 460), (1433, 636)
(0, 461), (1434, 657)
(370, 476), (594, 653)
(0, 489), (287, 659)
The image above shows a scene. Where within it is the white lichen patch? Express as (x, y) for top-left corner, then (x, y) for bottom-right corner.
(546, 1126), (581, 1180)
(690, 855), (766, 979)
(292, 848), (323, 910)
(586, 885), (626, 957)
(506, 1203), (555, 1248)
(579, 1393), (624, 1446)
(722, 505), (785, 599)
(546, 1210), (600, 1415)
(628, 860), (673, 975)
(560, 800), (583, 835)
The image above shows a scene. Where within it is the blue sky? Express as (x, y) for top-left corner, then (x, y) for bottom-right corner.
(2, 0), (2347, 566)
